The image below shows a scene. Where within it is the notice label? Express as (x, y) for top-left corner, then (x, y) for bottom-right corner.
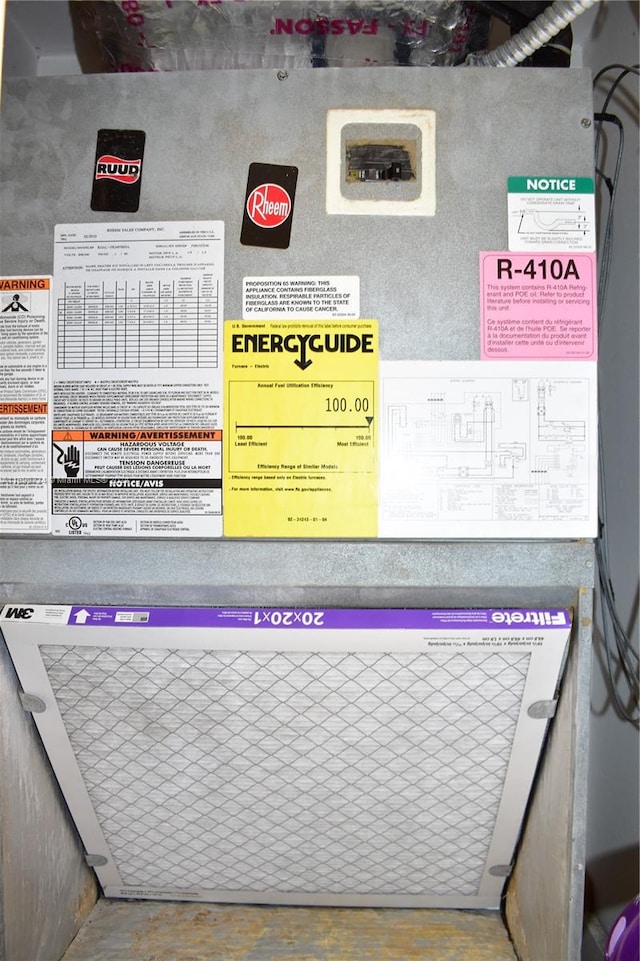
(224, 320), (378, 537)
(480, 252), (597, 360)
(507, 176), (595, 252)
(0, 276), (51, 533)
(243, 276), (359, 320)
(51, 429), (222, 536)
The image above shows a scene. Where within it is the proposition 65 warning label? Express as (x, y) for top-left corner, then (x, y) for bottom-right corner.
(0, 276), (51, 533)
(224, 320), (378, 537)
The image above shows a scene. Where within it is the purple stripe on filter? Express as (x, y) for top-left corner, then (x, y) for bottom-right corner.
(68, 607), (571, 630)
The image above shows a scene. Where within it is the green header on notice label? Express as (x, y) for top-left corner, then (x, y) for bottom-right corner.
(508, 176), (595, 194)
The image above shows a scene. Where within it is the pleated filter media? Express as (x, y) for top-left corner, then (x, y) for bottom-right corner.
(2, 605), (572, 908)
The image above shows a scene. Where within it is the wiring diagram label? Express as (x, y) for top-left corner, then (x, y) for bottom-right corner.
(0, 276), (51, 533)
(507, 176), (596, 252)
(223, 320), (378, 537)
(379, 360), (597, 539)
(480, 251), (597, 360)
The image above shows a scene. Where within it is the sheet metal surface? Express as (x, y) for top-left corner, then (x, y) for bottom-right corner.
(0, 67), (594, 362)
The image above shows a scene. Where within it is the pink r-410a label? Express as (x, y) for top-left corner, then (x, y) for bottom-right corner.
(480, 252), (597, 360)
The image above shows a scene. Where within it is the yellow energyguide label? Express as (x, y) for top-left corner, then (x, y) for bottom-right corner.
(224, 320), (378, 537)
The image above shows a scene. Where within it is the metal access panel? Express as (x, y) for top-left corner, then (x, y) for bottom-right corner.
(2, 604), (571, 908)
(0, 65), (596, 551)
(0, 67), (594, 356)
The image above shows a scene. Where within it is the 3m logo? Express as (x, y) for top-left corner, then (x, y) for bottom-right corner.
(246, 183), (292, 228)
(3, 607), (34, 619)
(95, 155), (141, 184)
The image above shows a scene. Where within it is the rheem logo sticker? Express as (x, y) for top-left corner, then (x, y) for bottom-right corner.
(246, 183), (292, 228)
(241, 163), (298, 249)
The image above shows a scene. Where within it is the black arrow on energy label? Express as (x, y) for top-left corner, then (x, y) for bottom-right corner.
(294, 341), (313, 370)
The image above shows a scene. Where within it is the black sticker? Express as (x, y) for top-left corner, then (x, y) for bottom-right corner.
(91, 129), (145, 213)
(241, 163), (298, 249)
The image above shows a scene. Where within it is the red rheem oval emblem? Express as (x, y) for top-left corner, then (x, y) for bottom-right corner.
(246, 182), (292, 229)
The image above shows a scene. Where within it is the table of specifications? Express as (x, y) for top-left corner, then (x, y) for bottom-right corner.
(57, 277), (219, 369)
(51, 221), (225, 538)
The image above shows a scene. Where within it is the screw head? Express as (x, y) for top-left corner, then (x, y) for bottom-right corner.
(581, 117), (592, 128)
(277, 70), (289, 81)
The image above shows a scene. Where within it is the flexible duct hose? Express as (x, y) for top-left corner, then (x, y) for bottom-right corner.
(468, 0), (600, 67)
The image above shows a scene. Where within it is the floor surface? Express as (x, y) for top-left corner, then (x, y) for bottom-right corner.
(61, 900), (518, 961)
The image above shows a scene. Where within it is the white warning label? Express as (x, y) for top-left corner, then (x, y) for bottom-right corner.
(243, 276), (359, 320)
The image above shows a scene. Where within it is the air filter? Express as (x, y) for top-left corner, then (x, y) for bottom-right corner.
(1, 605), (571, 908)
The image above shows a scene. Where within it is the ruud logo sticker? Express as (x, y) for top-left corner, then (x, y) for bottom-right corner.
(95, 155), (142, 184)
(91, 129), (145, 213)
(241, 163), (298, 249)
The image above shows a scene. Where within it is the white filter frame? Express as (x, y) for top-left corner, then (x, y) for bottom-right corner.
(1, 605), (571, 909)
